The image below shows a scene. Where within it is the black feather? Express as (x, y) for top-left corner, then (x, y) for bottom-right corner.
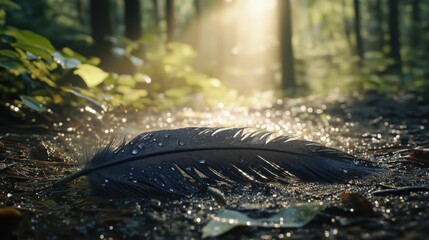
(55, 127), (383, 199)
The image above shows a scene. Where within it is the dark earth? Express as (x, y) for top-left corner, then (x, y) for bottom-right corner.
(1, 91), (429, 239)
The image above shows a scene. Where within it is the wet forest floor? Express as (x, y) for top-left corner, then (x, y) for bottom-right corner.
(1, 91), (429, 239)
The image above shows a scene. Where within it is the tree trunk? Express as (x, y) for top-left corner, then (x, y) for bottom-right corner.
(76, 0), (84, 24)
(166, 0), (175, 43)
(193, 0), (201, 51)
(375, 0), (384, 51)
(90, 0), (113, 65)
(152, 0), (160, 34)
(124, 0), (142, 41)
(342, 0), (353, 51)
(353, 0), (364, 66)
(411, 0), (420, 48)
(388, 0), (401, 70)
(278, 0), (296, 92)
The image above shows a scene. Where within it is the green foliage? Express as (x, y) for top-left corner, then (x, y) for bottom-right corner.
(138, 40), (231, 108)
(0, 25), (231, 115)
(99, 39), (232, 109)
(0, 27), (108, 112)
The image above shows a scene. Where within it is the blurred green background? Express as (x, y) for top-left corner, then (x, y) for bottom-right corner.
(1, 0), (428, 119)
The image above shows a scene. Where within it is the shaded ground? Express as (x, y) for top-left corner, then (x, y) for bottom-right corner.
(1, 92), (429, 239)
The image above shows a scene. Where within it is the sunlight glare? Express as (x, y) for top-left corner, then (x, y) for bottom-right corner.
(246, 0), (277, 15)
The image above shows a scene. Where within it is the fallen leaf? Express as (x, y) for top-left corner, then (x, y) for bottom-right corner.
(202, 202), (325, 238)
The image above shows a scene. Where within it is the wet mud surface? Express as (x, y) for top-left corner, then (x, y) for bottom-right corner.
(1, 92), (429, 239)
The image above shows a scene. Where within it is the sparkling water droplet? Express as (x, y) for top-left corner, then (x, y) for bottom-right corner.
(104, 179), (109, 183)
(199, 159), (206, 164)
(141, 169), (145, 173)
(132, 180), (137, 184)
(6, 193), (12, 197)
(186, 166), (192, 172)
(170, 167), (176, 171)
(178, 140), (184, 146)
(138, 143), (144, 149)
(164, 134), (169, 139)
(158, 142), (164, 147)
(132, 149), (139, 154)
(353, 159), (359, 166)
(169, 188), (174, 192)
(343, 169), (348, 174)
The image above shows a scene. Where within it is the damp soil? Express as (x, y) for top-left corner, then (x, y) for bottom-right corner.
(1, 92), (429, 240)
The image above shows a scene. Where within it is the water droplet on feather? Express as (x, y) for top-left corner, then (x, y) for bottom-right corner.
(178, 140), (184, 146)
(132, 149), (138, 154)
(199, 159), (206, 164)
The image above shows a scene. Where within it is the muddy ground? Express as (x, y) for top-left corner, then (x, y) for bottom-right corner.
(0, 92), (428, 239)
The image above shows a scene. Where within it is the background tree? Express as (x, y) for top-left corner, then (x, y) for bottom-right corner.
(124, 0), (142, 41)
(278, 0), (296, 93)
(388, 0), (401, 71)
(410, 0), (420, 50)
(166, 0), (175, 42)
(374, 0), (384, 52)
(353, 0), (363, 67)
(152, 0), (160, 34)
(90, 0), (114, 67)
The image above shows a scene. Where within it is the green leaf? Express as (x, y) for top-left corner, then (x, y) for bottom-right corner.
(5, 29), (55, 52)
(0, 49), (20, 59)
(61, 47), (87, 62)
(12, 43), (53, 61)
(0, 56), (22, 71)
(73, 64), (108, 87)
(20, 95), (45, 112)
(0, 0), (21, 10)
(202, 202), (326, 238)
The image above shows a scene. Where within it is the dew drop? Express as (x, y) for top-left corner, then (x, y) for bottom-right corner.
(178, 140), (184, 146)
(132, 149), (139, 154)
(353, 159), (359, 166)
(343, 169), (348, 174)
(164, 134), (169, 139)
(199, 159), (206, 164)
(6, 193), (12, 197)
(138, 143), (144, 149)
(158, 142), (164, 147)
